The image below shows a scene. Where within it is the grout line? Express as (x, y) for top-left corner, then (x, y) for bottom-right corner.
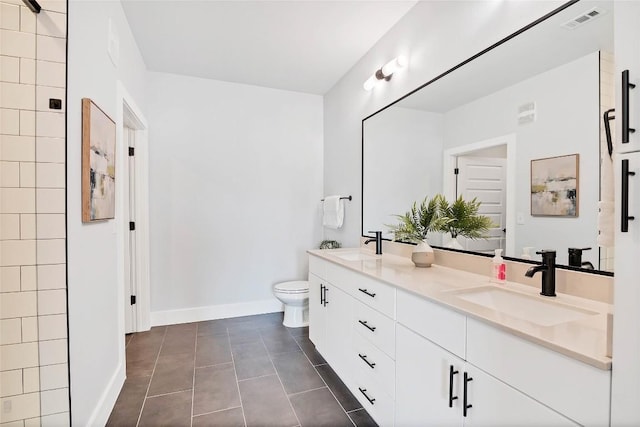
(146, 388), (193, 399)
(192, 405), (242, 419)
(236, 372), (278, 383)
(190, 324), (198, 427)
(135, 326), (167, 427)
(286, 385), (328, 398)
(263, 331), (302, 427)
(228, 325), (248, 427)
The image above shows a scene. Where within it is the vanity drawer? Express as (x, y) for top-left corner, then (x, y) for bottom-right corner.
(348, 272), (396, 319)
(352, 330), (395, 395)
(354, 300), (395, 359)
(352, 368), (395, 427)
(466, 318), (610, 427)
(397, 289), (466, 358)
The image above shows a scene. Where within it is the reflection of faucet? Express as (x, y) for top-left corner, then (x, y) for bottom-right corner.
(568, 247), (594, 270)
(525, 250), (556, 297)
(365, 231), (383, 255)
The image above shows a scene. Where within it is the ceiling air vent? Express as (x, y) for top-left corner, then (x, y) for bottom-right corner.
(561, 7), (606, 30)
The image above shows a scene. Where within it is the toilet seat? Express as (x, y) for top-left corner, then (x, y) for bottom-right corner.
(274, 281), (309, 294)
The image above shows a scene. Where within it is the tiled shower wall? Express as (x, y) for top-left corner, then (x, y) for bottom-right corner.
(0, 1), (69, 426)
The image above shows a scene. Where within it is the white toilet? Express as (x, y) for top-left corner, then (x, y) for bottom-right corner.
(273, 281), (309, 328)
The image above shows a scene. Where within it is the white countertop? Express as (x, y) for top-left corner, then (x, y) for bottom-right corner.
(308, 248), (612, 370)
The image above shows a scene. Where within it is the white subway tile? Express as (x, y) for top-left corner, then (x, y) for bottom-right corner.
(21, 316), (37, 341)
(0, 188), (35, 213)
(35, 138), (64, 163)
(0, 108), (20, 135)
(1, 161), (20, 187)
(41, 412), (69, 427)
(0, 3), (19, 31)
(39, 1), (66, 14)
(0, 392), (40, 423)
(0, 29), (35, 58)
(20, 4), (36, 33)
(0, 370), (22, 397)
(20, 110), (35, 136)
(23, 367), (39, 393)
(0, 318), (21, 344)
(35, 35), (64, 63)
(20, 162), (35, 187)
(40, 388), (68, 416)
(36, 239), (64, 265)
(35, 112), (62, 138)
(35, 86), (64, 113)
(0, 266), (20, 292)
(0, 291), (36, 318)
(38, 314), (66, 341)
(38, 339), (66, 365)
(37, 289), (65, 315)
(0, 239), (36, 266)
(0, 342), (38, 370)
(0, 55), (20, 82)
(21, 265), (36, 291)
(36, 264), (64, 290)
(36, 214), (64, 239)
(35, 189), (63, 213)
(0, 135), (35, 161)
(35, 163), (64, 188)
(36, 11), (64, 38)
(25, 417), (41, 427)
(0, 213), (19, 240)
(0, 82), (35, 110)
(19, 213), (35, 240)
(35, 61), (64, 88)
(39, 363), (66, 391)
(20, 57), (35, 84)
(1, 419), (25, 427)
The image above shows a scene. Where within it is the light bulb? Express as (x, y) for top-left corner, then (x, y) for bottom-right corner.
(381, 55), (407, 77)
(363, 74), (378, 91)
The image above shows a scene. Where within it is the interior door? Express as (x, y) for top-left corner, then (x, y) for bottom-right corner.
(456, 156), (507, 253)
(125, 127), (137, 333)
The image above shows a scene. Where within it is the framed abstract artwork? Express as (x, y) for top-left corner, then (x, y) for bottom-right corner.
(82, 98), (116, 222)
(531, 153), (579, 217)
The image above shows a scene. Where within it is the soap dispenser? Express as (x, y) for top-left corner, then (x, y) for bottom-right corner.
(491, 249), (506, 284)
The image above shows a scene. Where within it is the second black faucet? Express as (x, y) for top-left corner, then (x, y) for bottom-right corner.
(525, 250), (556, 297)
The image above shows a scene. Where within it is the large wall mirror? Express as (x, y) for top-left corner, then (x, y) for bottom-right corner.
(363, 0), (615, 274)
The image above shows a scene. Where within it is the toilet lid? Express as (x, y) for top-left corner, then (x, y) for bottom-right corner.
(274, 281), (309, 294)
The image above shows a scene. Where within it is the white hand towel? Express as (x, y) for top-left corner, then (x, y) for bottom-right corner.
(322, 196), (344, 229)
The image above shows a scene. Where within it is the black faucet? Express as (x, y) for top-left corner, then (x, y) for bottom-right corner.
(568, 247), (594, 270)
(525, 250), (556, 297)
(364, 231), (383, 255)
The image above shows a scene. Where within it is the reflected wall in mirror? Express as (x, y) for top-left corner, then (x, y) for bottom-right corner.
(362, 0), (615, 273)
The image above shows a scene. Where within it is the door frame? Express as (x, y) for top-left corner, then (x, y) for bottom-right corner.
(442, 134), (516, 256)
(116, 81), (150, 336)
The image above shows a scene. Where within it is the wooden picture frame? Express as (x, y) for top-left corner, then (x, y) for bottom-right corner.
(530, 153), (579, 217)
(82, 98), (116, 222)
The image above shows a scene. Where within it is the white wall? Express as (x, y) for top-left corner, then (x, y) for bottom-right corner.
(323, 0), (566, 247)
(147, 72), (323, 323)
(67, 1), (147, 424)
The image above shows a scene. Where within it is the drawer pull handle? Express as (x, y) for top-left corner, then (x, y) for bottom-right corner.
(358, 387), (375, 405)
(358, 288), (376, 298)
(622, 69), (636, 144)
(323, 287), (329, 306)
(622, 159), (636, 232)
(448, 365), (458, 408)
(320, 284), (325, 305)
(463, 372), (473, 417)
(358, 353), (376, 369)
(358, 320), (376, 332)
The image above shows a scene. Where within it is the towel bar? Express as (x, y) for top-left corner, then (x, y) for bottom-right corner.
(321, 195), (352, 201)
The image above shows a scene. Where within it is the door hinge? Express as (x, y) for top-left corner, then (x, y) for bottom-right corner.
(130, 295), (136, 305)
(454, 167), (459, 175)
(128, 147), (135, 156)
(129, 221), (135, 231)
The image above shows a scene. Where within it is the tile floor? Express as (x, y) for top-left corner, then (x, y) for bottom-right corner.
(107, 312), (377, 427)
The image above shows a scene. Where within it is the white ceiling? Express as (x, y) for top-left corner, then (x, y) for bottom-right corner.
(121, 1), (417, 95)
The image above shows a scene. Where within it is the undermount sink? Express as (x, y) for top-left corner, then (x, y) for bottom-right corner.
(332, 251), (379, 262)
(449, 286), (598, 327)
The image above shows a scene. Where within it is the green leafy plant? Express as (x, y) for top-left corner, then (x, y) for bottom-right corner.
(386, 195), (451, 244)
(437, 195), (495, 239)
(319, 240), (341, 249)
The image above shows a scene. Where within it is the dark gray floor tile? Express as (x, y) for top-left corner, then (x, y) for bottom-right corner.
(263, 335), (301, 356)
(231, 340), (268, 361)
(156, 352), (195, 369)
(259, 324), (291, 341)
(106, 375), (150, 427)
(193, 363), (240, 416)
(316, 364), (362, 412)
(197, 319), (228, 337)
(126, 357), (156, 379)
(147, 362), (194, 396)
(160, 334), (196, 357)
(293, 336), (326, 366)
(235, 354), (275, 381)
(196, 335), (232, 367)
(348, 409), (378, 427)
(229, 329), (262, 345)
(287, 326), (308, 337)
(290, 387), (353, 427)
(192, 407), (245, 427)
(271, 351), (325, 395)
(239, 374), (298, 427)
(139, 390), (192, 427)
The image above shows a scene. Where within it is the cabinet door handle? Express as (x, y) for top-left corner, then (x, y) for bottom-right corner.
(622, 159), (636, 232)
(320, 284), (325, 305)
(358, 387), (375, 405)
(358, 288), (376, 298)
(622, 70), (636, 144)
(448, 365), (459, 408)
(463, 372), (473, 417)
(358, 320), (376, 332)
(323, 287), (329, 306)
(358, 353), (376, 369)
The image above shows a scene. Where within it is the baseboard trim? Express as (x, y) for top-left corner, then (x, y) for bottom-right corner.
(150, 298), (284, 326)
(83, 359), (125, 426)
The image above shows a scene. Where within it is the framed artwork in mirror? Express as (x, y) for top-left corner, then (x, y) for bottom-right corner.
(531, 153), (579, 217)
(82, 98), (116, 222)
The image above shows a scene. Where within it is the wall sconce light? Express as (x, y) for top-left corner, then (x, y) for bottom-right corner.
(363, 56), (408, 91)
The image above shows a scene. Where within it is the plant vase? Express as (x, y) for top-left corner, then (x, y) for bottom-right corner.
(446, 236), (464, 250)
(411, 240), (435, 268)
